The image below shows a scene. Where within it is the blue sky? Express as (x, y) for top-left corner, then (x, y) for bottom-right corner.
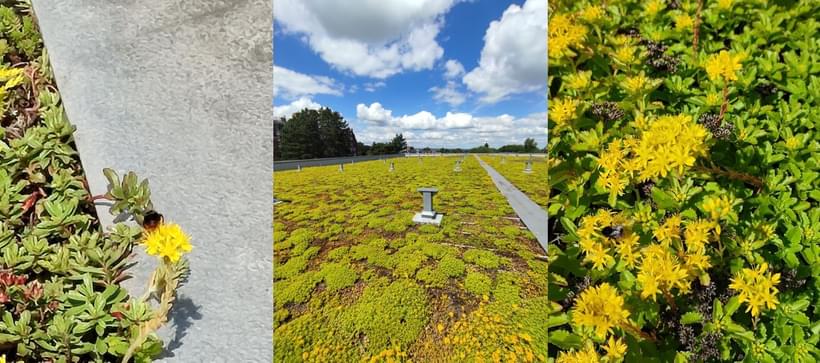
(273, 0), (546, 149)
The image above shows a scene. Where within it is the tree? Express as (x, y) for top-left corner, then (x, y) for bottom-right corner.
(273, 117), (285, 161)
(523, 138), (539, 153)
(390, 134), (407, 154)
(279, 109), (323, 159)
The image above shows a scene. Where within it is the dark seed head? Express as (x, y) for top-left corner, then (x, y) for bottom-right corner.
(647, 55), (679, 74)
(590, 102), (625, 122)
(617, 27), (642, 38)
(638, 181), (655, 198)
(755, 82), (778, 97)
(666, 0), (682, 9)
(698, 113), (734, 140)
(779, 269), (808, 291)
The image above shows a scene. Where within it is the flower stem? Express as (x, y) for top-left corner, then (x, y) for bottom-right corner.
(693, 164), (765, 191)
(693, 0), (704, 56)
(718, 82), (729, 123)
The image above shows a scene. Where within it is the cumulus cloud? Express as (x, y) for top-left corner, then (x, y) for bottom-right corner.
(356, 102), (393, 124)
(274, 97), (323, 119)
(274, 0), (458, 78)
(354, 102), (545, 148)
(273, 66), (341, 99)
(430, 81), (466, 106)
(463, 0), (547, 103)
(443, 59), (465, 79)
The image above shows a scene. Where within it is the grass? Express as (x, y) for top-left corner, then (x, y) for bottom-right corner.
(273, 156), (547, 362)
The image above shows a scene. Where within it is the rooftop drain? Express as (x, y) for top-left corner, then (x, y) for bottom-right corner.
(412, 187), (443, 225)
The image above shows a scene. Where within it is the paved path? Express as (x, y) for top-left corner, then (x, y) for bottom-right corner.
(475, 156), (547, 252)
(32, 1), (272, 361)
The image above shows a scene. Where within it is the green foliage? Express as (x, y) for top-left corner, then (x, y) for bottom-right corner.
(549, 0), (820, 360)
(415, 266), (448, 287)
(339, 279), (429, 352)
(274, 271), (322, 309)
(438, 255), (466, 277)
(276, 255), (309, 280)
(465, 272), (493, 296)
(464, 249), (502, 269)
(318, 262), (357, 292)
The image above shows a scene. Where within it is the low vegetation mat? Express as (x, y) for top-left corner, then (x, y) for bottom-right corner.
(274, 156), (548, 362)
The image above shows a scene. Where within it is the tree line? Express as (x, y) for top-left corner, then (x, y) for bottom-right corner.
(274, 107), (544, 160)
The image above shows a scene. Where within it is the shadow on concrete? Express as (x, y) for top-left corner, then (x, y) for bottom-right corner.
(158, 295), (203, 359)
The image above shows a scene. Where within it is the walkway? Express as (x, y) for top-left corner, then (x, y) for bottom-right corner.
(475, 156), (547, 252)
(31, 1), (273, 361)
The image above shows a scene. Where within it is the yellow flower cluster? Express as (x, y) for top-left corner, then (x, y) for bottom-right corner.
(578, 6), (604, 23)
(637, 216), (717, 301)
(142, 223), (193, 262)
(443, 303), (541, 363)
(555, 345), (599, 363)
(365, 347), (408, 363)
(633, 114), (710, 180)
(645, 0), (665, 17)
(673, 13), (694, 31)
(549, 13), (587, 59)
(549, 98), (579, 130)
(565, 71), (592, 90)
(572, 283), (631, 338)
(704, 50), (743, 82)
(701, 195), (733, 221)
(621, 73), (653, 95)
(729, 263), (780, 317)
(577, 210), (634, 270)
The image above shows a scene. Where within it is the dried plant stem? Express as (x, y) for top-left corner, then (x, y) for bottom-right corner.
(90, 194), (112, 201)
(718, 82), (729, 123)
(694, 164), (766, 190)
(122, 261), (180, 363)
(693, 0), (704, 55)
(621, 321), (657, 343)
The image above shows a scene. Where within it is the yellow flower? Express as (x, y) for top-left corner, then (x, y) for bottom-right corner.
(701, 195), (733, 220)
(704, 50), (743, 82)
(705, 92), (722, 106)
(549, 98), (579, 129)
(622, 74), (651, 94)
(604, 336), (628, 359)
(549, 13), (588, 59)
(729, 263), (780, 317)
(674, 14), (694, 31)
(0, 354), (5, 363)
(556, 345), (600, 363)
(565, 70), (592, 90)
(613, 45), (638, 65)
(717, 0), (734, 9)
(784, 135), (801, 150)
(631, 114), (708, 180)
(637, 244), (690, 300)
(645, 0), (665, 17)
(142, 223), (192, 262)
(579, 6), (604, 23)
(572, 283), (631, 338)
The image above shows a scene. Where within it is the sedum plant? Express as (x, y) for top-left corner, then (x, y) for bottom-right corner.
(548, 0), (819, 362)
(0, 2), (191, 362)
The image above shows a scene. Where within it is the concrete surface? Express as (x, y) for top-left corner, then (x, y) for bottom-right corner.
(475, 156), (547, 252)
(31, 1), (273, 361)
(274, 153), (404, 170)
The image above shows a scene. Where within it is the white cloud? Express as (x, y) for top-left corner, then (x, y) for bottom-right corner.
(273, 66), (341, 99)
(364, 81), (387, 92)
(443, 59), (465, 79)
(274, 0), (458, 78)
(353, 102), (545, 148)
(356, 102), (393, 124)
(463, 0), (547, 103)
(274, 97), (322, 119)
(430, 81), (466, 106)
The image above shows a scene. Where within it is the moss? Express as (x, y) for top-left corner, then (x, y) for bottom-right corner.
(501, 225), (521, 237)
(438, 255), (466, 277)
(274, 308), (290, 327)
(493, 271), (521, 305)
(287, 227), (314, 246)
(276, 255), (308, 280)
(274, 271), (321, 308)
(327, 246), (350, 261)
(339, 279), (429, 352)
(302, 246), (321, 259)
(419, 242), (455, 259)
(319, 262), (358, 292)
(383, 217), (412, 233)
(393, 252), (427, 278)
(465, 271), (492, 296)
(415, 266), (447, 287)
(463, 249), (501, 269)
(350, 243), (395, 269)
(418, 224), (439, 234)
